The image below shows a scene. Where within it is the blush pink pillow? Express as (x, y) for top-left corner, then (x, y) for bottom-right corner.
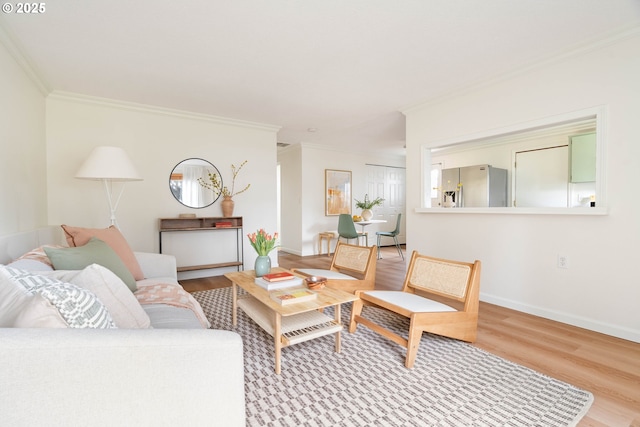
(61, 225), (144, 281)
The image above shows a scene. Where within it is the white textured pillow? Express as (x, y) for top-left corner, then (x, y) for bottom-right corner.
(1, 266), (116, 329)
(44, 264), (150, 328)
(13, 294), (69, 328)
(0, 266), (32, 326)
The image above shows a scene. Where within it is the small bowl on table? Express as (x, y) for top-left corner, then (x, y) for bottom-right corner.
(305, 276), (327, 290)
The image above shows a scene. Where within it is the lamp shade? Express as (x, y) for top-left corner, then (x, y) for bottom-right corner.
(75, 146), (143, 181)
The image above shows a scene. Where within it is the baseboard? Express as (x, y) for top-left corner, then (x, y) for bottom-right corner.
(278, 247), (302, 256)
(480, 292), (640, 343)
(177, 266), (242, 281)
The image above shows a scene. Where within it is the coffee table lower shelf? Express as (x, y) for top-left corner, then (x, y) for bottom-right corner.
(226, 268), (356, 374)
(237, 295), (343, 346)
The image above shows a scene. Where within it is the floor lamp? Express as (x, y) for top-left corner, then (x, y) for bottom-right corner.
(75, 146), (143, 227)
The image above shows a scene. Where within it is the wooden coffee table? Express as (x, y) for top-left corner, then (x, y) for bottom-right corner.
(225, 268), (357, 374)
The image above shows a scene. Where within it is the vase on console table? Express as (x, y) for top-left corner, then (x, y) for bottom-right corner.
(221, 196), (234, 217)
(254, 255), (271, 277)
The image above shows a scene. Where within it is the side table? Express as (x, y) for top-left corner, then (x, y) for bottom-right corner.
(318, 231), (335, 256)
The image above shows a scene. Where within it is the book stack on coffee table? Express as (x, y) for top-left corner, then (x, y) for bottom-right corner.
(254, 271), (304, 290)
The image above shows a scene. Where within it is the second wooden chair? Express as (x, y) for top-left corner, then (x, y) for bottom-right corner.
(349, 251), (481, 368)
(292, 241), (377, 294)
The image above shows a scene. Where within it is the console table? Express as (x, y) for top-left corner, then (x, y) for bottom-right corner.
(159, 216), (243, 273)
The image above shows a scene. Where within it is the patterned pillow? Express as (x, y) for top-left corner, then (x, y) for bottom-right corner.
(45, 264), (151, 328)
(2, 266), (116, 329)
(16, 245), (64, 268)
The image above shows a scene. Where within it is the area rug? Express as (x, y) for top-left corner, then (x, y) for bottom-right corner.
(193, 287), (593, 427)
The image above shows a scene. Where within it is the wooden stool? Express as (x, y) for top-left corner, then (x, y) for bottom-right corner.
(318, 232), (335, 256)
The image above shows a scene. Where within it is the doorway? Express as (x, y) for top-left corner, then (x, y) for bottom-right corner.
(365, 164), (406, 245)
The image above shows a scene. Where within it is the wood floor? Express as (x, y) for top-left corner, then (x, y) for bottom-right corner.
(181, 246), (640, 427)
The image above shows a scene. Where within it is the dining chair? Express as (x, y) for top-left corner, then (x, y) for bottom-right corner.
(337, 213), (367, 246)
(349, 251), (481, 368)
(375, 213), (403, 260)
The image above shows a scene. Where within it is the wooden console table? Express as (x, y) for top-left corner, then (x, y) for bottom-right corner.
(159, 216), (243, 273)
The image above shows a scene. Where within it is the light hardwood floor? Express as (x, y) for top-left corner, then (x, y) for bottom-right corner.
(181, 246), (640, 427)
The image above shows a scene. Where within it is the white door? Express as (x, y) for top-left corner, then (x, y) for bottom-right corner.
(366, 165), (406, 245)
(514, 146), (569, 207)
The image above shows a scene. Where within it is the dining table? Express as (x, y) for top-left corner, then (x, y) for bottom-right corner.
(354, 219), (387, 238)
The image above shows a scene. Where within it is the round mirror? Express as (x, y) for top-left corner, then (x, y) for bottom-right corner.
(169, 158), (223, 208)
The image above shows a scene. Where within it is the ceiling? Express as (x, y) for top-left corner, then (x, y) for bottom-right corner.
(1, 0), (639, 157)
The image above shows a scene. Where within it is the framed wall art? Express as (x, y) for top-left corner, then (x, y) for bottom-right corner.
(325, 169), (352, 216)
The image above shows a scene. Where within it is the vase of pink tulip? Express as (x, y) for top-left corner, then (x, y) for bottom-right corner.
(247, 229), (278, 277)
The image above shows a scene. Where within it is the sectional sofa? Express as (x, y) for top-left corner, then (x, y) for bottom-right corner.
(0, 226), (245, 426)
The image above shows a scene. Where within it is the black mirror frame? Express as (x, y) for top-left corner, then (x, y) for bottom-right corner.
(169, 158), (223, 209)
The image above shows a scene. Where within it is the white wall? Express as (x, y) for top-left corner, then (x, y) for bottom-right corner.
(278, 143), (405, 256)
(0, 32), (48, 235)
(404, 31), (640, 342)
(45, 93), (280, 275)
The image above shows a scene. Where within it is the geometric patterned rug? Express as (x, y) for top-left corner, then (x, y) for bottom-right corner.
(193, 287), (593, 427)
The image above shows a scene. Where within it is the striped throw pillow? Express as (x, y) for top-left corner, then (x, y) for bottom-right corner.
(2, 266), (116, 329)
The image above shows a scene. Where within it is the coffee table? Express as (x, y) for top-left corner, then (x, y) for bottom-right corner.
(225, 268), (357, 374)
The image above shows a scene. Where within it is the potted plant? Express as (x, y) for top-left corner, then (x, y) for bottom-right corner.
(354, 194), (384, 221)
(199, 160), (250, 217)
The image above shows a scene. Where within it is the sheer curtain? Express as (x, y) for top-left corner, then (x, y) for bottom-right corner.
(182, 165), (208, 206)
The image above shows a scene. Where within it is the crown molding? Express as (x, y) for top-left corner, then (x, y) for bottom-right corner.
(403, 24), (640, 115)
(47, 91), (282, 133)
(301, 142), (406, 161)
(0, 17), (50, 95)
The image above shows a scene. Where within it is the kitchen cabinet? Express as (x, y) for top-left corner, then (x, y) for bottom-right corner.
(570, 132), (596, 183)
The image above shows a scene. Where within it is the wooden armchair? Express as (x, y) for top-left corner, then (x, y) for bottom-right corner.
(292, 242), (377, 294)
(349, 251), (481, 368)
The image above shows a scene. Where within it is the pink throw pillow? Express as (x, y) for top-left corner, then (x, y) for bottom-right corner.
(61, 225), (144, 281)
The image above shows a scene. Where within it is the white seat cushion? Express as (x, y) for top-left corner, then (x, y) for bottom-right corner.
(362, 291), (457, 313)
(142, 304), (203, 329)
(295, 268), (356, 280)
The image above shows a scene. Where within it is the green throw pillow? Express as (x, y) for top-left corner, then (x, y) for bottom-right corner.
(44, 237), (137, 292)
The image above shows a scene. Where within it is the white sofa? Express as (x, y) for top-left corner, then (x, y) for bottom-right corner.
(0, 227), (246, 426)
